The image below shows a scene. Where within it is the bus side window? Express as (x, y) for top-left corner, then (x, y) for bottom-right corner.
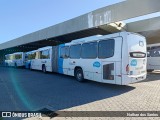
(98, 39), (115, 59)
(15, 54), (22, 59)
(150, 47), (160, 57)
(35, 52), (39, 59)
(153, 50), (160, 57)
(81, 42), (97, 59)
(65, 47), (69, 58)
(147, 47), (150, 51)
(40, 50), (50, 59)
(11, 54), (15, 60)
(60, 46), (69, 59)
(70, 45), (81, 59)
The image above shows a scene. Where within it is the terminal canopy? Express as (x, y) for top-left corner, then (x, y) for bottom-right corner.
(0, 0), (160, 60)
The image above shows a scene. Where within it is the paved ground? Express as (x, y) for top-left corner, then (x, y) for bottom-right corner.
(0, 67), (160, 120)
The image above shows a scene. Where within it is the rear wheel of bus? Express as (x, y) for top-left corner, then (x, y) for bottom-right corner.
(75, 68), (84, 82)
(42, 65), (46, 73)
(14, 63), (17, 68)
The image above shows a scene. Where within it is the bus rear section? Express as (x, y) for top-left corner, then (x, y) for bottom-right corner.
(122, 33), (147, 85)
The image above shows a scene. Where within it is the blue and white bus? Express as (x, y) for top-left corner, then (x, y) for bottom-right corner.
(30, 32), (147, 85)
(5, 52), (25, 67)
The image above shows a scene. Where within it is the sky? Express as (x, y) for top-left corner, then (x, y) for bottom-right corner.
(0, 0), (124, 44)
(0, 0), (160, 44)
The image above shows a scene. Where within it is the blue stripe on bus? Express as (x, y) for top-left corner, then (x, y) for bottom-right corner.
(25, 61), (31, 69)
(58, 44), (65, 74)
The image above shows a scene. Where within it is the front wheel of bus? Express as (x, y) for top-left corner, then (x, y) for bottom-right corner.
(75, 68), (84, 82)
(28, 64), (31, 70)
(42, 65), (46, 73)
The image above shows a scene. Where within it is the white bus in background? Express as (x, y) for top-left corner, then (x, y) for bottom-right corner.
(30, 46), (57, 72)
(5, 52), (25, 67)
(147, 43), (160, 71)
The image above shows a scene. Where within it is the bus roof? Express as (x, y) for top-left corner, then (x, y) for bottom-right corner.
(26, 49), (39, 54)
(64, 32), (136, 45)
(13, 52), (24, 55)
(5, 52), (24, 56)
(37, 46), (52, 51)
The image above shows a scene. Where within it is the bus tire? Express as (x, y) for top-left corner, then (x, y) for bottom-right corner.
(42, 65), (46, 73)
(28, 64), (31, 69)
(30, 64), (32, 70)
(75, 68), (84, 82)
(5, 63), (8, 67)
(147, 69), (154, 72)
(15, 63), (17, 68)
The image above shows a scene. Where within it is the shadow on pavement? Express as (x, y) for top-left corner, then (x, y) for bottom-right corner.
(0, 67), (135, 111)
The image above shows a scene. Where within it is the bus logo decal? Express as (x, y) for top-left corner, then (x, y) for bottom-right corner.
(130, 59), (137, 66)
(93, 62), (100, 68)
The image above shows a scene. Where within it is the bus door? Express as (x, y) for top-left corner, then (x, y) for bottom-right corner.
(58, 45), (70, 75)
(101, 37), (122, 84)
(68, 44), (81, 76)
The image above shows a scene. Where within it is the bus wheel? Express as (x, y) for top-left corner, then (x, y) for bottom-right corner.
(5, 63), (8, 67)
(42, 65), (46, 73)
(15, 63), (17, 68)
(75, 68), (84, 82)
(147, 69), (154, 72)
(28, 64), (31, 69)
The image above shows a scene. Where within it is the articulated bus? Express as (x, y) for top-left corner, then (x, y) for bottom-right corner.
(29, 32), (147, 85)
(147, 43), (160, 71)
(5, 52), (25, 67)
